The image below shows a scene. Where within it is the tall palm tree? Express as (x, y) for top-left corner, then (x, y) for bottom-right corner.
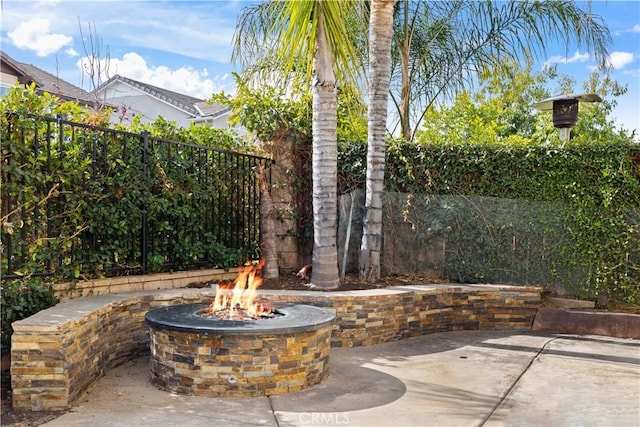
(232, 1), (363, 289)
(358, 0), (612, 281)
(360, 0), (398, 280)
(390, 0), (611, 141)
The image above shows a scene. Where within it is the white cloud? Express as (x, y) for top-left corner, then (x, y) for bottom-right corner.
(8, 18), (73, 57)
(607, 51), (635, 70)
(108, 52), (149, 79)
(544, 51), (590, 67)
(78, 52), (231, 99)
(615, 23), (640, 36)
(65, 48), (79, 58)
(3, 1), (241, 64)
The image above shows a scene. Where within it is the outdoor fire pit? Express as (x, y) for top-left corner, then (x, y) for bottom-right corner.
(145, 262), (335, 397)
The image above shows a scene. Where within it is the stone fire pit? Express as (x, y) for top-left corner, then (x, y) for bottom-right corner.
(145, 303), (335, 397)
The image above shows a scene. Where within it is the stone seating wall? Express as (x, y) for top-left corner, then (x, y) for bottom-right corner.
(11, 283), (541, 411)
(50, 267), (241, 301)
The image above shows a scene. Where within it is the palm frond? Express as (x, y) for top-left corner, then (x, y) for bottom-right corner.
(232, 0), (366, 91)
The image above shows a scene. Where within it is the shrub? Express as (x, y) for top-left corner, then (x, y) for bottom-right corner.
(1, 279), (58, 354)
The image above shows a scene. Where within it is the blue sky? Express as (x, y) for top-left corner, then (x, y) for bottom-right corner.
(1, 0), (639, 134)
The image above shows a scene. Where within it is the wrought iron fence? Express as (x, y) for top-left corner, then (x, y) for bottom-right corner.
(1, 114), (271, 280)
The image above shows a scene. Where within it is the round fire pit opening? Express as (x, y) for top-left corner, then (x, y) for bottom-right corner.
(145, 303), (335, 397)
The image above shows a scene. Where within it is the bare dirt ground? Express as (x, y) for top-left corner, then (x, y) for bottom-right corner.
(2, 272), (637, 426)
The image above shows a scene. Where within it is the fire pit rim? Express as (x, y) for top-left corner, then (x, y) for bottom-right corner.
(145, 303), (335, 335)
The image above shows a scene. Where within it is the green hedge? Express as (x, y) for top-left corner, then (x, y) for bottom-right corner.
(382, 141), (637, 199)
(1, 279), (58, 354)
(339, 140), (640, 302)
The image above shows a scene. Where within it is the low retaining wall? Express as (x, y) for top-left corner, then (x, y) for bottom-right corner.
(260, 285), (540, 347)
(11, 284), (540, 411)
(533, 307), (640, 339)
(51, 267), (241, 301)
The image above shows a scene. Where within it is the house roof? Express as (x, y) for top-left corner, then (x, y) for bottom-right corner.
(98, 74), (230, 120)
(1, 51), (96, 106)
(194, 101), (230, 119)
(1, 51), (37, 85)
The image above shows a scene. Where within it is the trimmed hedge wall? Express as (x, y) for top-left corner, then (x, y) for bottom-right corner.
(338, 140), (640, 302)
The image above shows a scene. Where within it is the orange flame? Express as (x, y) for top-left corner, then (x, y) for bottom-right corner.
(211, 259), (272, 319)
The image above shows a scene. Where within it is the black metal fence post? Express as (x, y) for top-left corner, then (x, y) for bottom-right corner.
(141, 131), (149, 275)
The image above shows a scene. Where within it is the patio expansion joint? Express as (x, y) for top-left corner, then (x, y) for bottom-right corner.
(268, 395), (281, 427)
(478, 335), (560, 426)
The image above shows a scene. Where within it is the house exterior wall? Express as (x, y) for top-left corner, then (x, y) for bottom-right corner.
(96, 81), (194, 127)
(1, 70), (20, 96)
(191, 114), (229, 129)
(1, 69), (19, 85)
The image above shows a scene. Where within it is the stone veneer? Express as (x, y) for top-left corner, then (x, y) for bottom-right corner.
(11, 284), (540, 411)
(148, 320), (333, 397)
(51, 267), (241, 301)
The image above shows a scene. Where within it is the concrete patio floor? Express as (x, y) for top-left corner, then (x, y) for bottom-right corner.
(42, 330), (639, 427)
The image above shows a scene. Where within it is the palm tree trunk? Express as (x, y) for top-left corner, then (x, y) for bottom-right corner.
(360, 0), (397, 280)
(311, 12), (340, 289)
(398, 0), (413, 142)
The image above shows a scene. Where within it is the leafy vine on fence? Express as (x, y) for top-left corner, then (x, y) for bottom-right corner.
(2, 85), (268, 284)
(338, 138), (640, 302)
